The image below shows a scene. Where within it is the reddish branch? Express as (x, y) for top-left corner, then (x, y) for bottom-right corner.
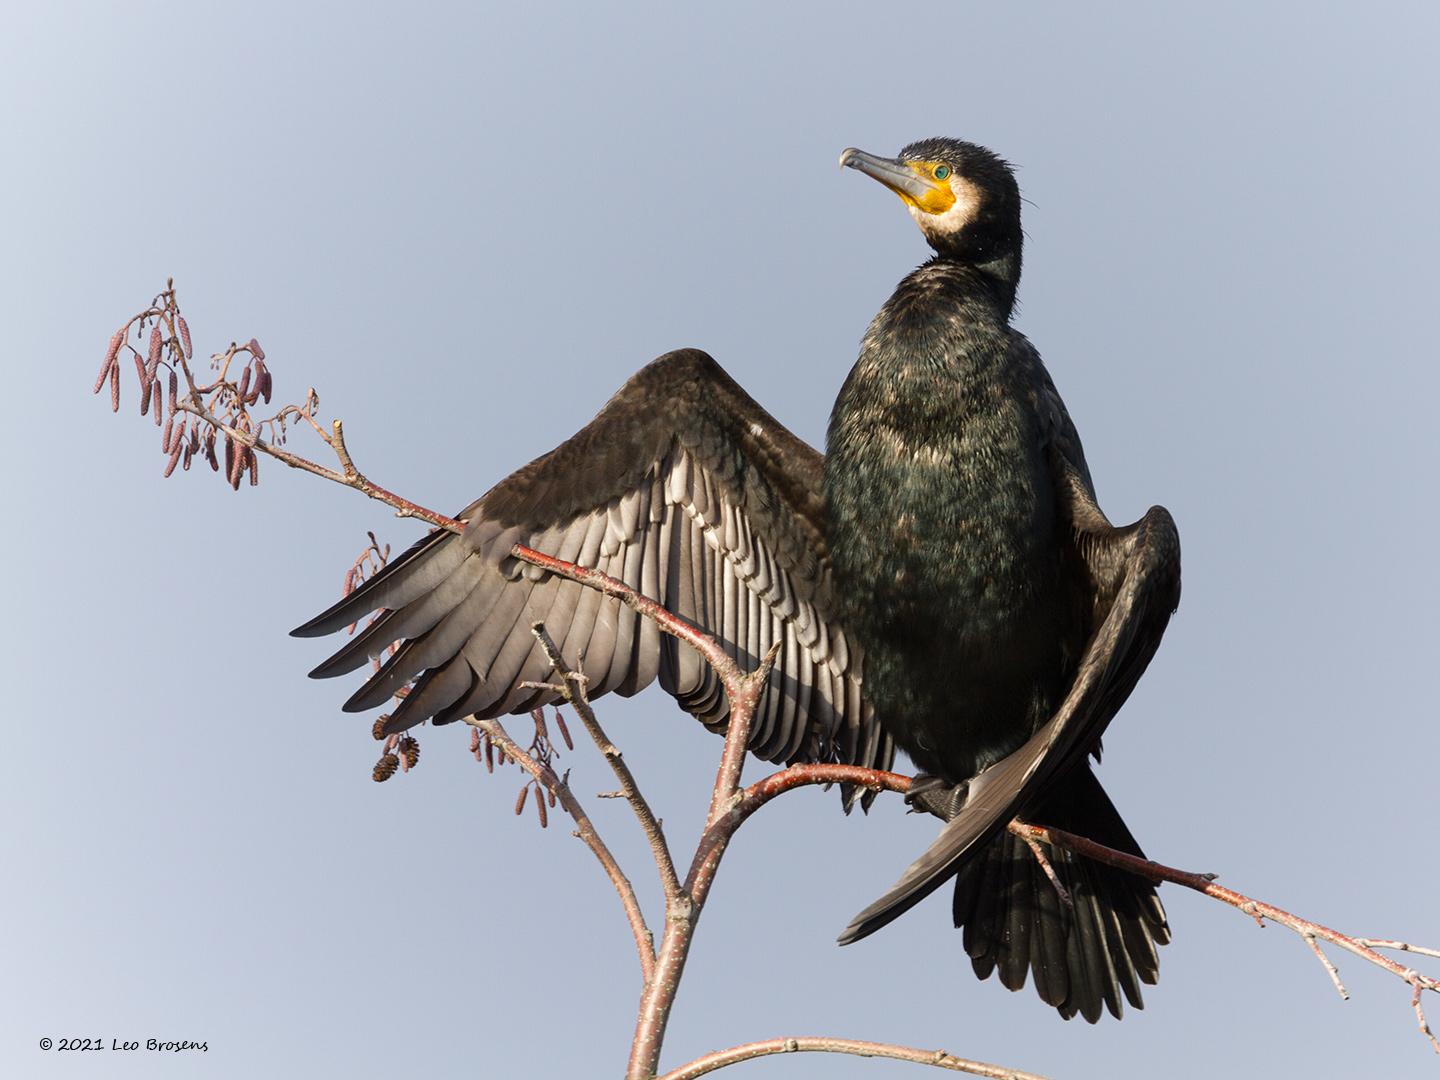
(508, 550), (1440, 1070)
(98, 283), (1440, 1075)
(1009, 821), (1440, 1055)
(462, 713), (657, 985)
(625, 636), (781, 1080)
(656, 1037), (1050, 1080)
(527, 623), (681, 901)
(93, 282), (464, 534)
(509, 545), (749, 686)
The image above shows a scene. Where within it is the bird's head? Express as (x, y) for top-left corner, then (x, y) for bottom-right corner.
(840, 138), (1022, 278)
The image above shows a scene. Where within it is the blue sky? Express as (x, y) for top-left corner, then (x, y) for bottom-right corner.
(4, 3), (1438, 1077)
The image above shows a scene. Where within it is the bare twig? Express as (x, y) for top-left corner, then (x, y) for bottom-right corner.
(96, 284), (464, 534)
(1304, 932), (1350, 1001)
(626, 637), (782, 1080)
(527, 622), (681, 902)
(692, 763), (910, 878)
(511, 544), (746, 685)
(173, 398), (463, 533)
(1357, 941), (1440, 962)
(687, 757), (1440, 1060)
(464, 715), (656, 985)
(656, 1036), (1051, 1080)
(1008, 821), (1440, 1056)
(1017, 830), (1074, 911)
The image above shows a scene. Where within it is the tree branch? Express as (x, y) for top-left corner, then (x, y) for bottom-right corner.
(656, 1036), (1051, 1080)
(463, 715), (656, 985)
(1009, 821), (1440, 1056)
(172, 395), (465, 533)
(511, 544), (747, 686)
(96, 283), (466, 534)
(99, 283), (1439, 1074)
(693, 757), (1440, 1059)
(526, 622), (682, 901)
(691, 763), (911, 886)
(626, 633), (782, 1080)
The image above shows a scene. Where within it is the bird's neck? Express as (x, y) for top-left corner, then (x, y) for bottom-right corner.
(871, 258), (1016, 351)
(968, 250), (1020, 319)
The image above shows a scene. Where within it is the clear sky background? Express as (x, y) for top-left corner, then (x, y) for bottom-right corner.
(3, 3), (1438, 1078)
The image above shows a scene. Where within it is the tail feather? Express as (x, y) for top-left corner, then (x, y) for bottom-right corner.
(952, 767), (1168, 1022)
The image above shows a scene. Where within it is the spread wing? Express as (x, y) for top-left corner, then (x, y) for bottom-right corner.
(838, 372), (1181, 941)
(292, 349), (894, 803)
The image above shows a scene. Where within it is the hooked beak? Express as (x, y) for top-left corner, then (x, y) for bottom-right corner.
(839, 147), (940, 204)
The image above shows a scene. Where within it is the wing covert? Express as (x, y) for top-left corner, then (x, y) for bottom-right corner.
(292, 349), (893, 800)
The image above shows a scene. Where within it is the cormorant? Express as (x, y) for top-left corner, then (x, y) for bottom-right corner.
(292, 138), (1180, 1023)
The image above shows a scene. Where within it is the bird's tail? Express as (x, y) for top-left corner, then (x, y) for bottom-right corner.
(951, 766), (1169, 1022)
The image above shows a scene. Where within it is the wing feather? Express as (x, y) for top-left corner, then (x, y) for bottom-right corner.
(295, 350), (888, 792)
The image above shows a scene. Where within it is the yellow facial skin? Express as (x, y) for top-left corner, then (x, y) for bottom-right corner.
(892, 162), (958, 215)
(839, 148), (978, 233)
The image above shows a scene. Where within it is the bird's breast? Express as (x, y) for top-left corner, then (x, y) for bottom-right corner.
(824, 347), (1057, 635)
(823, 329), (1074, 778)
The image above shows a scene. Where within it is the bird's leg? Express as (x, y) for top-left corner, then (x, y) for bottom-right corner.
(903, 774), (970, 820)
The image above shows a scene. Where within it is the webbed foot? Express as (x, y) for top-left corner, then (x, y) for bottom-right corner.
(904, 774), (970, 821)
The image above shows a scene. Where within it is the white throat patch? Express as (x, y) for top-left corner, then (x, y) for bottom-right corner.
(907, 177), (982, 239)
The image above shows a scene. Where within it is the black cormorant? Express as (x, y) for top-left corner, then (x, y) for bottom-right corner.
(292, 138), (1180, 1023)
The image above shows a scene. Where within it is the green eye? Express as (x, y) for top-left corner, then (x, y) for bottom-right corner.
(934, 165), (951, 180)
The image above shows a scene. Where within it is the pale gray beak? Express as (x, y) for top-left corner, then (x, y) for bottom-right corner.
(839, 147), (937, 201)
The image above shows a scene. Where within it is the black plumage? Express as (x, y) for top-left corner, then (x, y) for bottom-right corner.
(294, 353), (893, 805)
(292, 137), (1180, 1022)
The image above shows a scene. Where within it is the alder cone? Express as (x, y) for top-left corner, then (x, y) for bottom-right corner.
(398, 736), (420, 770)
(372, 753), (399, 783)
